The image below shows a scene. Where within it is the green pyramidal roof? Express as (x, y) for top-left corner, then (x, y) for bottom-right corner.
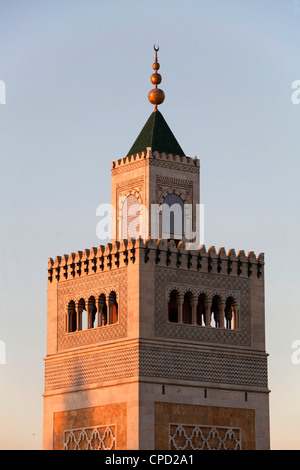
(126, 109), (185, 157)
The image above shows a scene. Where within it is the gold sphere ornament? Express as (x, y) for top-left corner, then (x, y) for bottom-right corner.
(148, 88), (165, 106)
(151, 72), (162, 85)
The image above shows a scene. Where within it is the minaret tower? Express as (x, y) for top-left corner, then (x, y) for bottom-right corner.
(43, 46), (270, 450)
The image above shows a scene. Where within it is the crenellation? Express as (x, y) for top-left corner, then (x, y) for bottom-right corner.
(237, 249), (246, 259)
(81, 249), (90, 275)
(112, 150), (148, 169)
(47, 257), (54, 282)
(256, 253), (264, 279)
(111, 149), (200, 175)
(217, 247), (227, 275)
(226, 253), (233, 276)
(152, 151), (200, 168)
(208, 246), (217, 255)
(247, 251), (257, 263)
(257, 252), (264, 263)
(88, 247), (97, 274)
(60, 255), (68, 279)
(53, 256), (61, 281)
(218, 247), (227, 258)
(228, 248), (237, 258)
(74, 251), (82, 278)
(67, 251), (75, 266)
(47, 238), (264, 288)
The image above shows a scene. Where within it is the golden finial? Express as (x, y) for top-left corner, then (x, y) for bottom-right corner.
(148, 44), (165, 110)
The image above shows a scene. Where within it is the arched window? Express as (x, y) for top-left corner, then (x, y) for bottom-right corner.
(168, 290), (179, 323)
(183, 292), (193, 324)
(108, 291), (118, 325)
(67, 300), (77, 333)
(225, 297), (235, 330)
(121, 195), (140, 239)
(211, 295), (222, 328)
(197, 294), (206, 326)
(88, 296), (97, 329)
(162, 194), (184, 240)
(98, 294), (107, 326)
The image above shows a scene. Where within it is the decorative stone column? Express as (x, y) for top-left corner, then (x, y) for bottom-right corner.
(191, 295), (198, 325)
(76, 305), (80, 331)
(66, 311), (69, 333)
(232, 301), (239, 329)
(98, 296), (107, 326)
(108, 299), (114, 325)
(73, 303), (82, 331)
(98, 304), (103, 327)
(176, 294), (184, 324)
(88, 306), (93, 329)
(225, 305), (232, 329)
(204, 299), (212, 327)
(218, 301), (226, 328)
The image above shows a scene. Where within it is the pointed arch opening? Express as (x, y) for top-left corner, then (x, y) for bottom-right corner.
(121, 194), (140, 240)
(183, 291), (193, 324)
(162, 193), (184, 242)
(168, 290), (179, 323)
(88, 296), (97, 329)
(108, 291), (118, 325)
(225, 297), (236, 330)
(211, 295), (223, 328)
(67, 300), (77, 333)
(197, 294), (206, 326)
(98, 294), (108, 326)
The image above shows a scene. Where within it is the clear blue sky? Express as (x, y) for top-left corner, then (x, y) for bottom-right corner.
(0, 0), (300, 449)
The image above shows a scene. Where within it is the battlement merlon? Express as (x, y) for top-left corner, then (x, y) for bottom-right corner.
(47, 237), (264, 284)
(111, 148), (200, 174)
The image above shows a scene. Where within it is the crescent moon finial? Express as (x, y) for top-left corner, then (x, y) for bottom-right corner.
(154, 44), (159, 52)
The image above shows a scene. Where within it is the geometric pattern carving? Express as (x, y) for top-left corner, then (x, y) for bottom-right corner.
(156, 175), (193, 205)
(63, 425), (116, 450)
(111, 156), (200, 176)
(116, 175), (144, 188)
(169, 424), (242, 450)
(140, 346), (268, 388)
(57, 269), (127, 350)
(150, 157), (200, 174)
(155, 267), (251, 346)
(45, 344), (268, 391)
(44, 346), (139, 391)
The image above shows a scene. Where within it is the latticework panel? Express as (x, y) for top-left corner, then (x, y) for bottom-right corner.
(64, 425), (116, 450)
(169, 423), (241, 450)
